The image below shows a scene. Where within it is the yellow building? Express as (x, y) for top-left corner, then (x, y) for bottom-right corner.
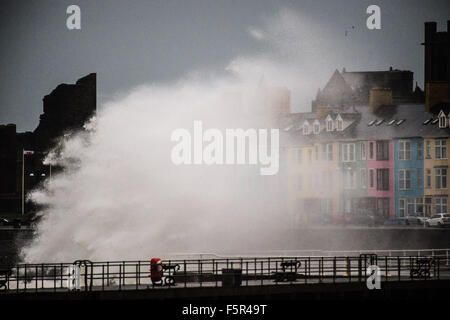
(423, 137), (450, 214)
(287, 141), (340, 226)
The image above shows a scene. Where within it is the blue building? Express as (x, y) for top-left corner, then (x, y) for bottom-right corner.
(394, 138), (424, 218)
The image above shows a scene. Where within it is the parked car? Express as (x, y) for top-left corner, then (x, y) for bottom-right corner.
(426, 214), (450, 227)
(0, 218), (10, 227)
(332, 214), (351, 225)
(0, 218), (21, 228)
(416, 216), (428, 225)
(402, 215), (425, 225)
(384, 218), (406, 226)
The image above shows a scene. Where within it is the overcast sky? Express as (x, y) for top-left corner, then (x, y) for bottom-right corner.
(0, 0), (449, 131)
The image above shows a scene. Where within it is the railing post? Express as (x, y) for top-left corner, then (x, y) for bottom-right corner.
(54, 265), (57, 292)
(16, 265), (19, 293)
(397, 257), (401, 281)
(107, 262), (110, 286)
(24, 264), (27, 291)
(138, 261), (141, 286)
(358, 256), (362, 282)
(319, 257), (323, 283)
(346, 257), (351, 282)
(136, 264), (138, 290)
(437, 257), (440, 280)
(254, 258), (257, 282)
(385, 256), (388, 282)
(122, 261), (125, 288)
(184, 260), (187, 288)
(215, 260), (218, 287)
(198, 260), (202, 288)
(304, 258), (307, 284)
(246, 261), (248, 286)
(260, 261), (263, 286)
(333, 257), (336, 283)
(119, 264), (122, 291)
(447, 250), (449, 266)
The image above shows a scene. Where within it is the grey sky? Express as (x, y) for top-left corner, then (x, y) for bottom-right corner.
(0, 0), (449, 132)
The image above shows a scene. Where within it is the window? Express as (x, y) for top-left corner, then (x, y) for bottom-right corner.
(376, 141), (389, 161)
(326, 144), (333, 161)
(417, 168), (423, 188)
(313, 121), (320, 134)
(303, 121), (310, 135)
(320, 199), (333, 215)
(344, 199), (351, 214)
(425, 197), (432, 215)
(399, 199), (406, 217)
(439, 111), (447, 128)
(369, 142), (374, 159)
(342, 143), (355, 162)
(361, 169), (367, 188)
(297, 175), (302, 190)
(415, 198), (424, 214)
(326, 119), (333, 131)
(336, 116), (343, 131)
(407, 198), (414, 215)
(435, 167), (447, 189)
(326, 171), (333, 190)
(376, 198), (390, 217)
(435, 197), (447, 213)
(308, 150), (312, 162)
(369, 169), (374, 188)
(399, 169), (411, 190)
(426, 169), (431, 188)
(295, 149), (302, 164)
(344, 170), (356, 189)
(322, 144), (327, 161)
(398, 140), (411, 160)
(360, 142), (366, 160)
(426, 141), (431, 158)
(314, 145), (319, 161)
(417, 141), (423, 159)
(435, 139), (447, 159)
(376, 168), (389, 190)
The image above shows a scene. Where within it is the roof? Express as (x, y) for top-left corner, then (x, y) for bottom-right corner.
(280, 104), (450, 146)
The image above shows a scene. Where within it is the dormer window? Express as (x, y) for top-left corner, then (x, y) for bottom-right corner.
(303, 121), (310, 135)
(313, 120), (320, 134)
(438, 110), (447, 128)
(326, 115), (333, 132)
(336, 114), (343, 131)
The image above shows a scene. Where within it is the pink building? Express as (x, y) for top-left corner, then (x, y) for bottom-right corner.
(366, 140), (395, 220)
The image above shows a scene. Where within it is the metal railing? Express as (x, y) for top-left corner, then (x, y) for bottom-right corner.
(166, 248), (450, 261)
(0, 254), (449, 294)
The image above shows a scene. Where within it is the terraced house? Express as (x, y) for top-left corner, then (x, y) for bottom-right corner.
(278, 20), (450, 226)
(283, 103), (450, 226)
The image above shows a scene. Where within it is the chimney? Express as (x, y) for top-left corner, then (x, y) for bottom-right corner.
(425, 22), (437, 42)
(369, 88), (393, 113)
